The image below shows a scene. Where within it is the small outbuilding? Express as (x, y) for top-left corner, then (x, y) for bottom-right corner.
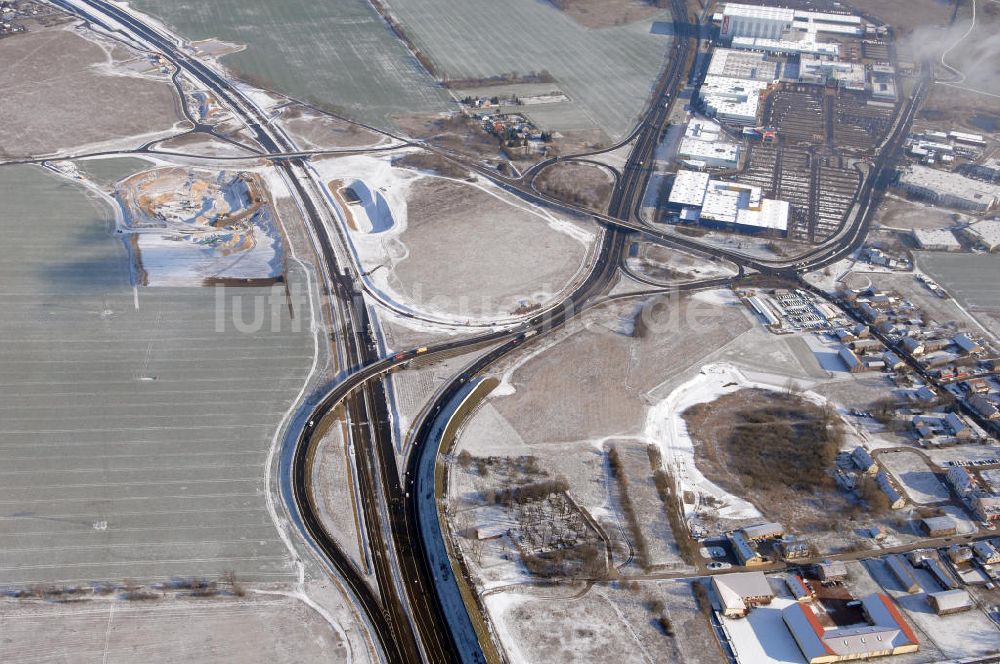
(920, 516), (957, 538)
(927, 589), (973, 615)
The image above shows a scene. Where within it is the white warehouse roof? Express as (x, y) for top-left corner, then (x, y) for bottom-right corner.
(678, 138), (740, 165)
(723, 3), (794, 21)
(708, 47), (778, 81)
(668, 170), (710, 207)
(730, 35), (839, 57)
(700, 75), (769, 124)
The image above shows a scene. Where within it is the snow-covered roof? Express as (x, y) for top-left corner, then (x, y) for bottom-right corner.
(783, 593), (918, 661)
(668, 170), (710, 207)
(712, 571), (774, 613)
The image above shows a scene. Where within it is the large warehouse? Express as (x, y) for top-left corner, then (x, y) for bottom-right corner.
(699, 75), (770, 125)
(667, 170), (789, 235)
(898, 165), (1000, 212)
(719, 3), (863, 40)
(720, 4), (794, 40)
(678, 119), (740, 168)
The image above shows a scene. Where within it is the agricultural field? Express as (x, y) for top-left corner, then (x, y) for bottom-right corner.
(0, 593), (356, 664)
(128, 0), (452, 127)
(916, 252), (1000, 338)
(0, 166), (314, 587)
(0, 27), (185, 158)
(384, 0), (673, 139)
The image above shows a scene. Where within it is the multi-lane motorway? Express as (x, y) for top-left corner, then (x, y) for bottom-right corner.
(45, 0), (930, 662)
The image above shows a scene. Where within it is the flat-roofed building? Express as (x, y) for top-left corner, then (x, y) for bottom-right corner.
(816, 560), (848, 581)
(708, 47), (779, 81)
(720, 3), (794, 39)
(964, 220), (1000, 251)
(911, 228), (962, 251)
(667, 170), (789, 235)
(699, 75), (770, 125)
(679, 119), (741, 168)
(782, 593), (919, 664)
(678, 137), (740, 168)
(730, 34), (839, 57)
(799, 57), (865, 91)
(711, 571), (774, 617)
(899, 165), (1000, 212)
(667, 170), (711, 208)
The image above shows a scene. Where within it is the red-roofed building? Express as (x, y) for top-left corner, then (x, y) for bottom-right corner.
(782, 593), (919, 663)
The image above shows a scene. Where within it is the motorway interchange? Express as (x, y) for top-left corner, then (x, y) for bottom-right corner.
(45, 0), (929, 662)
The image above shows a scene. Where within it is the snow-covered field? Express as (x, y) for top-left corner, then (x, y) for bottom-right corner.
(879, 450), (951, 505)
(310, 153), (595, 323)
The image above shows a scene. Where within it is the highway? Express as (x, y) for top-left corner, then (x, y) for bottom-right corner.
(46, 1), (431, 661)
(43, 0), (932, 661)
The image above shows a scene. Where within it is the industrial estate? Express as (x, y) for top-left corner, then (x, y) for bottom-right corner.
(2, 0), (1000, 662)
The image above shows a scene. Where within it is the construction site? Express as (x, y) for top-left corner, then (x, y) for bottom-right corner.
(116, 167), (284, 286)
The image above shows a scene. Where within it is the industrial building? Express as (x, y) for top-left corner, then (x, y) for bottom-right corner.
(699, 75), (770, 125)
(719, 3), (794, 40)
(718, 3), (863, 40)
(678, 119), (741, 168)
(898, 166), (1000, 212)
(798, 58), (865, 91)
(910, 228), (961, 251)
(667, 170), (790, 235)
(708, 47), (779, 81)
(781, 593), (919, 664)
(868, 65), (897, 101)
(711, 571), (774, 617)
(963, 220), (1000, 251)
(730, 35), (839, 57)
